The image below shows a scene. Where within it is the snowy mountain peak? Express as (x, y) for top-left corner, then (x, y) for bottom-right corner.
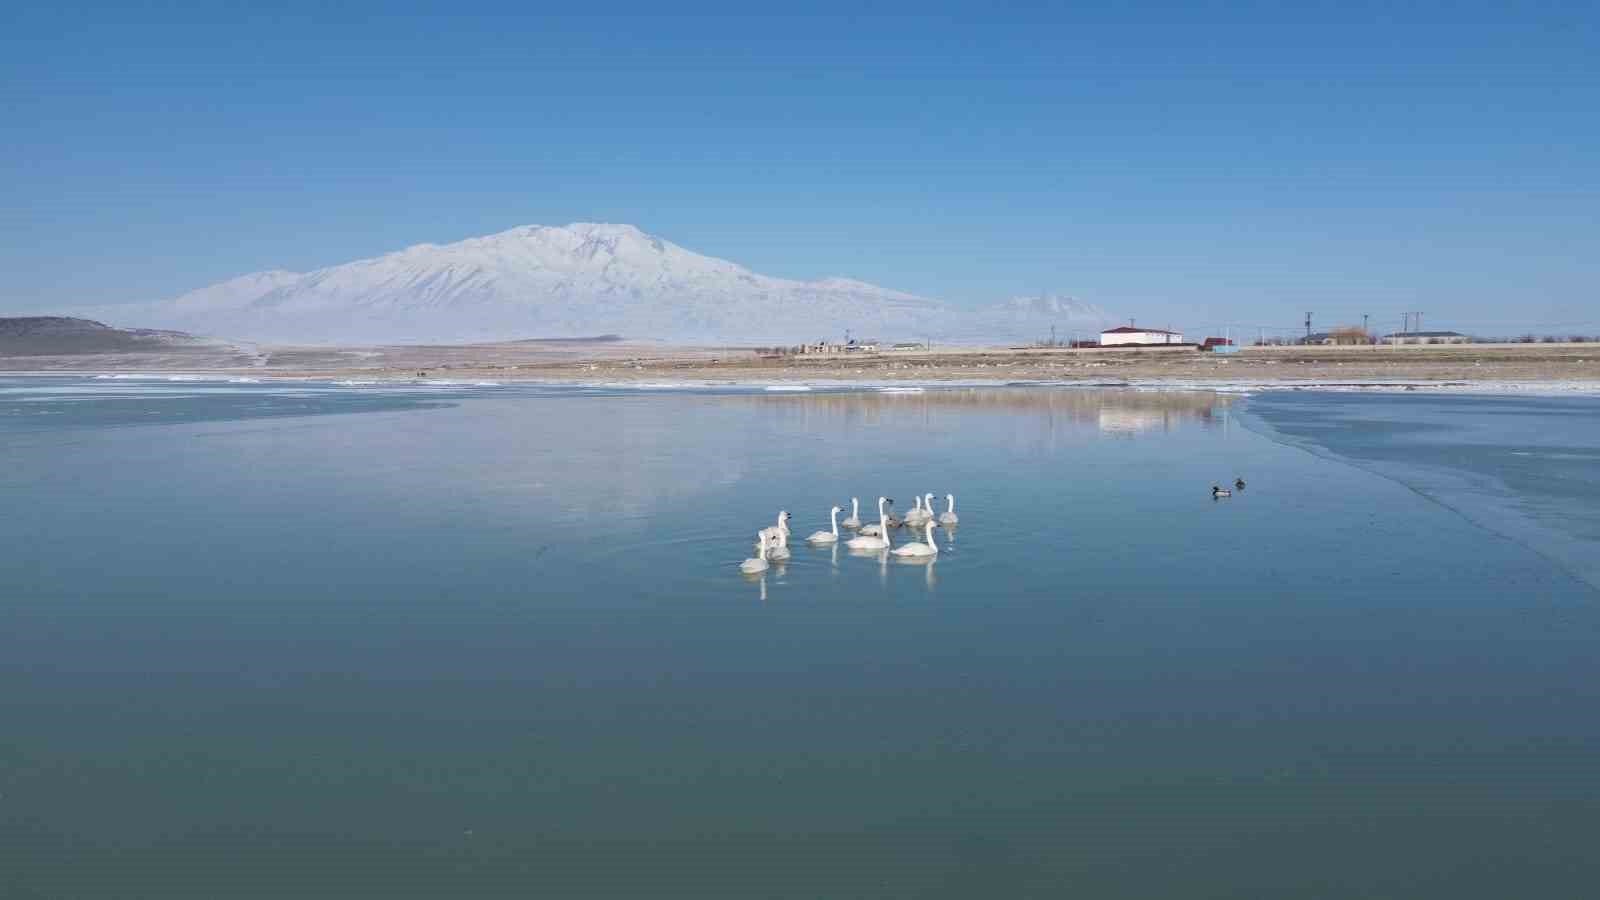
(990, 293), (1109, 318)
(79, 224), (1115, 345)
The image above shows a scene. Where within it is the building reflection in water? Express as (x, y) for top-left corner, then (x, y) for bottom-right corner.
(717, 387), (1237, 438)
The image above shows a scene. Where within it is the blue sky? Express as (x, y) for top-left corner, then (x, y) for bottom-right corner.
(3, 1), (1597, 335)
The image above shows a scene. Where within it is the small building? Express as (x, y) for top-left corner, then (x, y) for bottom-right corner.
(1304, 329), (1375, 346)
(889, 342), (925, 352)
(1101, 325), (1185, 346)
(1201, 337), (1234, 351)
(798, 341), (848, 355)
(846, 338), (880, 352)
(1384, 331), (1471, 345)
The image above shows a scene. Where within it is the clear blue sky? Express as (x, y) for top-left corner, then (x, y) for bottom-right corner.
(4, 1), (1597, 335)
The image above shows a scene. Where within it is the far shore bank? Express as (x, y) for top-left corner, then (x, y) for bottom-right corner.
(5, 341), (1600, 392)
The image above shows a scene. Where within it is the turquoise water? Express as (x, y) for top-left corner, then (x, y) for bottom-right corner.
(4, 377), (1599, 898)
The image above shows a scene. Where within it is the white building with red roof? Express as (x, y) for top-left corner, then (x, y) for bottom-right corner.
(1100, 325), (1185, 346)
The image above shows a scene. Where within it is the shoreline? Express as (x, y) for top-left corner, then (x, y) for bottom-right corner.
(5, 342), (1600, 395)
(6, 369), (1600, 396)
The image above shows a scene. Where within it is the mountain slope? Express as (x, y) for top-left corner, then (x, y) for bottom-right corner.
(0, 316), (212, 356)
(102, 224), (964, 344)
(965, 294), (1113, 343)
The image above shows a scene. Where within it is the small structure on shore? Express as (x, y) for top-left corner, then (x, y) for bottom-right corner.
(1384, 330), (1470, 345)
(1101, 325), (1185, 346)
(1303, 327), (1375, 346)
(794, 336), (881, 354)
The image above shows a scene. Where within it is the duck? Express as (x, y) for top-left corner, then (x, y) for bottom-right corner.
(938, 493), (958, 525)
(841, 497), (862, 530)
(1212, 485), (1232, 498)
(740, 532), (770, 573)
(805, 506), (842, 544)
(846, 506), (891, 550)
(858, 497), (892, 537)
(890, 521), (939, 558)
(1234, 477), (1246, 490)
(883, 499), (905, 529)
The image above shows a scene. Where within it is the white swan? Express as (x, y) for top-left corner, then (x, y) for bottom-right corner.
(768, 527), (791, 560)
(847, 506), (891, 550)
(858, 497), (891, 537)
(891, 521), (939, 557)
(756, 510), (791, 550)
(841, 497), (862, 530)
(806, 506), (842, 544)
(740, 532), (770, 573)
(902, 495), (926, 525)
(938, 493), (958, 525)
(906, 492), (935, 526)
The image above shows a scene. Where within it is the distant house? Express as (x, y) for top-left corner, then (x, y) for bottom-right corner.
(1304, 329), (1374, 346)
(1384, 331), (1470, 345)
(1100, 325), (1185, 346)
(798, 341), (847, 354)
(889, 342), (924, 352)
(847, 338), (880, 352)
(1201, 337), (1234, 350)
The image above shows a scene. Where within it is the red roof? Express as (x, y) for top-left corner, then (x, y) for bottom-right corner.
(1101, 326), (1180, 335)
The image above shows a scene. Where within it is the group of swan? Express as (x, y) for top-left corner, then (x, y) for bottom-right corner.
(742, 493), (959, 571)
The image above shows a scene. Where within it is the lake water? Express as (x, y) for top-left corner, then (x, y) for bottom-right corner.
(4, 377), (1599, 898)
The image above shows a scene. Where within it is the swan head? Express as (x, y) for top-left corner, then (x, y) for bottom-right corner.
(831, 505), (842, 514)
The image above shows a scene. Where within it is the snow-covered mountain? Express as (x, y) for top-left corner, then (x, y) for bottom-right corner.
(83, 223), (1112, 345)
(92, 224), (955, 344)
(965, 294), (1113, 343)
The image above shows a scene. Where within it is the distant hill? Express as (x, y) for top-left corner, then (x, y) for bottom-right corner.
(965, 294), (1112, 343)
(64, 223), (1118, 346)
(0, 316), (210, 356)
(80, 223), (956, 345)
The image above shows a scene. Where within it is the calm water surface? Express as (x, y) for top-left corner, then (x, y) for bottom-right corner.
(4, 377), (1599, 898)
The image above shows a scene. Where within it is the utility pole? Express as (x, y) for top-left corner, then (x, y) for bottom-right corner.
(1050, 324), (1056, 347)
(1305, 312), (1313, 342)
(1362, 313), (1369, 336)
